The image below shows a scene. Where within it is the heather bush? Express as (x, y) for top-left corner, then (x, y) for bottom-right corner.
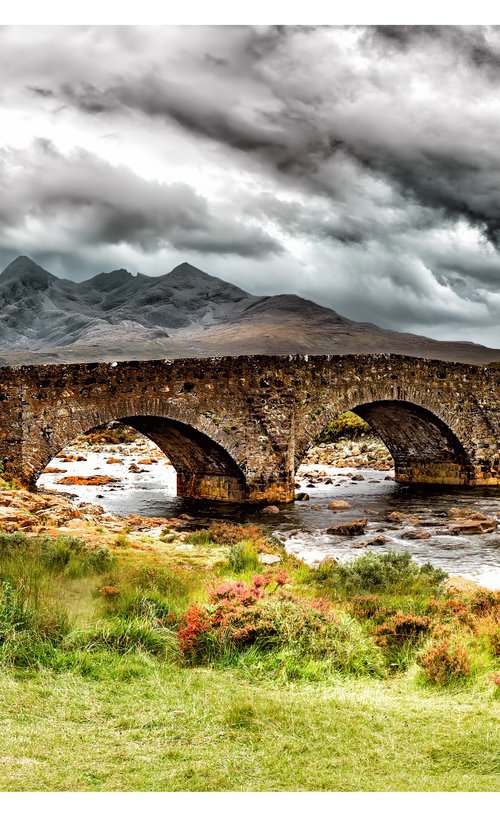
(417, 638), (471, 686)
(178, 574), (385, 677)
(374, 613), (433, 670)
(208, 522), (266, 548)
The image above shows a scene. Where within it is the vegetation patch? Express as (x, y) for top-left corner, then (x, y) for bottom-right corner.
(315, 411), (371, 444)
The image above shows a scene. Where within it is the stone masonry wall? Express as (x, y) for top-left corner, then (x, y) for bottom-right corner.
(0, 354), (498, 501)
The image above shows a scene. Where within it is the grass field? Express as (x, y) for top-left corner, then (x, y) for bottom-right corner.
(1, 665), (498, 791)
(0, 524), (498, 791)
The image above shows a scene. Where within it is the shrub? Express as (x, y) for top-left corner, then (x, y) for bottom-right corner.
(227, 540), (259, 573)
(70, 618), (171, 656)
(177, 575), (384, 677)
(417, 639), (471, 685)
(374, 613), (433, 670)
(208, 522), (265, 548)
(374, 613), (432, 648)
(186, 530), (215, 547)
(113, 590), (176, 625)
(313, 552), (447, 596)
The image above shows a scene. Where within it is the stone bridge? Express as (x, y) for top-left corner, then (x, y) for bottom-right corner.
(0, 355), (498, 502)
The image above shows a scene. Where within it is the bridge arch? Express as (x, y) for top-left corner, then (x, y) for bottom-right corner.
(295, 398), (474, 486)
(30, 405), (250, 501)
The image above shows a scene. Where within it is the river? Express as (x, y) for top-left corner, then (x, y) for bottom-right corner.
(37, 445), (500, 590)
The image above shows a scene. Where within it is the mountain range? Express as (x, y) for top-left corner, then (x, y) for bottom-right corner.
(0, 255), (497, 365)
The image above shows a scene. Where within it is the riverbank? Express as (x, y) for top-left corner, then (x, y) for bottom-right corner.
(1, 425), (498, 791)
(35, 434), (500, 590)
(0, 518), (498, 791)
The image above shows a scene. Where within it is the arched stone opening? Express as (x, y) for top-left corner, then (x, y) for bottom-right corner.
(120, 415), (247, 501)
(35, 415), (248, 502)
(352, 401), (473, 485)
(299, 400), (473, 487)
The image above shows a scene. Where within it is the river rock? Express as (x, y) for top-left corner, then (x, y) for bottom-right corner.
(106, 457), (123, 465)
(328, 499), (352, 511)
(57, 475), (120, 486)
(351, 474), (365, 481)
(401, 529), (431, 540)
(385, 512), (420, 525)
(448, 518), (498, 535)
(262, 505), (280, 514)
(327, 517), (368, 536)
(367, 535), (386, 546)
(295, 492), (310, 501)
(385, 511), (407, 522)
(258, 553), (282, 565)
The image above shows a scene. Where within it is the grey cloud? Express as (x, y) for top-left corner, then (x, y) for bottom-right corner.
(0, 25), (498, 345)
(0, 139), (281, 259)
(40, 26), (500, 247)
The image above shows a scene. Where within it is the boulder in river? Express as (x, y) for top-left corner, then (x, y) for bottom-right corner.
(448, 518), (498, 535)
(295, 492), (310, 501)
(366, 535), (386, 546)
(401, 529), (431, 540)
(327, 517), (368, 536)
(262, 505), (280, 514)
(328, 499), (352, 511)
(57, 475), (120, 486)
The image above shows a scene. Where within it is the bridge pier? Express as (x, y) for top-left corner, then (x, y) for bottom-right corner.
(394, 459), (471, 486)
(176, 471), (295, 504)
(176, 471), (247, 502)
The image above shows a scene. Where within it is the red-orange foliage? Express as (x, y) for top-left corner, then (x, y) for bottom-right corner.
(177, 573), (340, 663)
(418, 639), (471, 685)
(374, 613), (432, 648)
(177, 604), (212, 659)
(99, 585), (120, 597)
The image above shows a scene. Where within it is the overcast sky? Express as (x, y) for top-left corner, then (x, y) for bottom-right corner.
(0, 24), (499, 346)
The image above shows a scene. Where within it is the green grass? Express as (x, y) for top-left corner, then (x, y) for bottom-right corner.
(0, 529), (498, 790)
(0, 664), (498, 791)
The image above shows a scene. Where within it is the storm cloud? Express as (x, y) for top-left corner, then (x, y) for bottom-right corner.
(0, 24), (499, 345)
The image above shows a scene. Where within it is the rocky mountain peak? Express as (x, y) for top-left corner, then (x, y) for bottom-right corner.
(0, 255), (55, 287)
(88, 268), (137, 292)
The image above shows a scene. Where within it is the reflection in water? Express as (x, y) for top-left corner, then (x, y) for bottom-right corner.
(37, 452), (500, 587)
